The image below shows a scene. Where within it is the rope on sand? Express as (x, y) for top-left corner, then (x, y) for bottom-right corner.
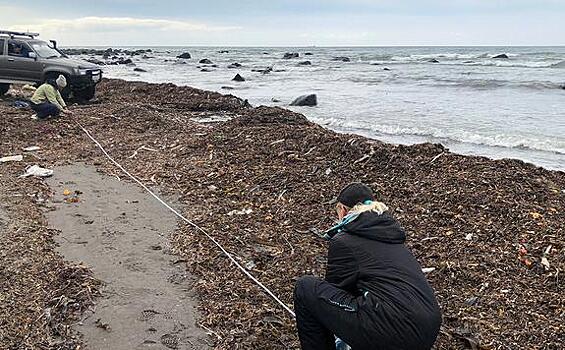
(74, 120), (296, 318)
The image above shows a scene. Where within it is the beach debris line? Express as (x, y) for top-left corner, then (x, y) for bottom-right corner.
(73, 119), (297, 319)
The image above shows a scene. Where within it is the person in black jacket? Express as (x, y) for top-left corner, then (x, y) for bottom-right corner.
(294, 183), (441, 350)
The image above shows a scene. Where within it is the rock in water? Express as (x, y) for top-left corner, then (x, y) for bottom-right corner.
(134, 67), (147, 72)
(177, 52), (191, 59)
(493, 54), (509, 59)
(227, 63), (242, 68)
(290, 94), (317, 106)
(332, 56), (350, 62)
(232, 74), (245, 82)
(383, 67), (391, 71)
(283, 52), (299, 59)
(304, 52), (313, 56)
(199, 58), (213, 64)
(298, 61), (312, 65)
(428, 59), (440, 63)
(218, 50), (229, 53)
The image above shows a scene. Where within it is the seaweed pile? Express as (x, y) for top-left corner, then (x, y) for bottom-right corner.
(0, 79), (563, 349)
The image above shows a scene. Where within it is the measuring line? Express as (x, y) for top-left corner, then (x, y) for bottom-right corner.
(75, 120), (296, 319)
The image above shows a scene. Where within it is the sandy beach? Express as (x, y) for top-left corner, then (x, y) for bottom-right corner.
(0, 79), (563, 349)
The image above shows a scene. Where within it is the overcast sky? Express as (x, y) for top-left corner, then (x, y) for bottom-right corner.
(1, 0), (564, 46)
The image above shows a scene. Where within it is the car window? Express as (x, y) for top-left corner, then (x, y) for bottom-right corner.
(30, 41), (62, 58)
(8, 40), (32, 58)
(0, 39), (4, 55)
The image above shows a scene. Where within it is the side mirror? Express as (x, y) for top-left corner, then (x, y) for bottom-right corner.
(28, 52), (37, 60)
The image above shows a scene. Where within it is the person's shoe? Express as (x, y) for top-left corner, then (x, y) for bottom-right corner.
(30, 114), (38, 120)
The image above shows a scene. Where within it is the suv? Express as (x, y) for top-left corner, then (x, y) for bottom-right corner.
(0, 30), (102, 100)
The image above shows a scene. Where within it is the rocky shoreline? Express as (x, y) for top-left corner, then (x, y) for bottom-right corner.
(1, 79), (563, 349)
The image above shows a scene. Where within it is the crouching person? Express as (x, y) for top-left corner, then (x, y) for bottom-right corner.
(30, 75), (72, 119)
(294, 183), (441, 350)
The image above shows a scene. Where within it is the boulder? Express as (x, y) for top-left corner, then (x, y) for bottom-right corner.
(383, 67), (391, 71)
(134, 67), (147, 72)
(493, 54), (509, 59)
(428, 59), (439, 63)
(86, 58), (105, 65)
(221, 86), (235, 90)
(271, 98), (281, 102)
(561, 84), (565, 90)
(333, 56), (350, 62)
(218, 50), (229, 53)
(304, 52), (313, 56)
(201, 68), (212, 72)
(199, 58), (213, 64)
(118, 58), (133, 65)
(283, 52), (299, 59)
(177, 52), (191, 59)
(290, 94), (317, 107)
(228, 63), (242, 68)
(232, 74), (245, 82)
(298, 61), (312, 65)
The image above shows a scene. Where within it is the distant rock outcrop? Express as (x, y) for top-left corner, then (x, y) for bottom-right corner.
(298, 61), (312, 65)
(290, 94), (317, 107)
(304, 52), (313, 56)
(199, 59), (213, 64)
(332, 56), (350, 62)
(493, 54), (509, 59)
(228, 63), (242, 68)
(232, 74), (245, 82)
(133, 67), (147, 72)
(177, 52), (191, 59)
(283, 52), (299, 59)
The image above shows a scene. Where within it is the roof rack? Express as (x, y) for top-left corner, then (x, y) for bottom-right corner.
(0, 30), (40, 38)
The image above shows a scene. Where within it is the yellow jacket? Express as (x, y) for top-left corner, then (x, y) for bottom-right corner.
(30, 83), (66, 111)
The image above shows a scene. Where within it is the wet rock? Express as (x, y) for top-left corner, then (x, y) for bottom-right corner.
(199, 58), (213, 64)
(177, 52), (191, 59)
(134, 68), (147, 72)
(221, 86), (235, 90)
(228, 63), (242, 68)
(118, 58), (133, 65)
(283, 52), (299, 59)
(86, 58), (105, 66)
(332, 56), (350, 62)
(493, 54), (509, 59)
(428, 59), (440, 63)
(271, 98), (281, 102)
(218, 50), (229, 53)
(383, 67), (391, 71)
(298, 61), (312, 66)
(463, 60), (474, 64)
(201, 68), (212, 72)
(304, 52), (313, 56)
(232, 74), (245, 82)
(290, 94), (317, 106)
(252, 67), (273, 74)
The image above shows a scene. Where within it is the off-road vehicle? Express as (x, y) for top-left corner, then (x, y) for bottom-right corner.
(0, 30), (102, 100)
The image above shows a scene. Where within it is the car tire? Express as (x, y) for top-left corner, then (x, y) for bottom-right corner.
(0, 83), (10, 96)
(74, 86), (96, 101)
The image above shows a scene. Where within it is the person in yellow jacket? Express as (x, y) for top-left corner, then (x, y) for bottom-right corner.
(30, 75), (73, 120)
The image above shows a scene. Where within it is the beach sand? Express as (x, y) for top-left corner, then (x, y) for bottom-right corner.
(0, 79), (563, 349)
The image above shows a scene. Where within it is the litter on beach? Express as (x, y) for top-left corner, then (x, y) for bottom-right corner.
(0, 155), (23, 163)
(20, 165), (54, 178)
(23, 146), (41, 152)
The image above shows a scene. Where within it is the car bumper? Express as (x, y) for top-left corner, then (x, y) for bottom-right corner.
(70, 69), (102, 88)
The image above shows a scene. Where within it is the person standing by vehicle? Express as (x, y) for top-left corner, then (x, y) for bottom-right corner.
(30, 75), (72, 119)
(294, 183), (442, 350)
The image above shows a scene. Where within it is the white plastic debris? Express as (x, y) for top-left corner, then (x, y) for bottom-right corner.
(20, 165), (54, 178)
(227, 208), (253, 216)
(23, 146), (40, 152)
(421, 267), (436, 274)
(465, 233), (473, 241)
(0, 155), (23, 163)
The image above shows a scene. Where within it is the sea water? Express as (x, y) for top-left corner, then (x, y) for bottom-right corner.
(75, 46), (565, 171)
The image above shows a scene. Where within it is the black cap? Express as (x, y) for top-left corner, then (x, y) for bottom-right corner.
(336, 183), (375, 208)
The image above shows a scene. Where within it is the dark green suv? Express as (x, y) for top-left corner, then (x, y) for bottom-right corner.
(0, 30), (102, 100)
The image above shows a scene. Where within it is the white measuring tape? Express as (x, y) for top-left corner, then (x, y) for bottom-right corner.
(75, 121), (296, 318)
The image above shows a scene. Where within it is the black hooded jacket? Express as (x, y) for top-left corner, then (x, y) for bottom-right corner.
(325, 211), (441, 349)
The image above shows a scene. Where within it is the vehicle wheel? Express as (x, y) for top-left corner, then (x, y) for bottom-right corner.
(0, 83), (10, 96)
(74, 85), (96, 101)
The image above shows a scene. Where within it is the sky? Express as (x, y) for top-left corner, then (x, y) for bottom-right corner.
(1, 1), (564, 46)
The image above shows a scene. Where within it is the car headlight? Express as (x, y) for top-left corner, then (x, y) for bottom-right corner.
(73, 68), (90, 75)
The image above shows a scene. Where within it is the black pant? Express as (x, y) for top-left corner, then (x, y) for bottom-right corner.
(294, 276), (376, 350)
(31, 102), (60, 119)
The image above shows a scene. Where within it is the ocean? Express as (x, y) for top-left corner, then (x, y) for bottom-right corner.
(78, 46), (565, 171)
